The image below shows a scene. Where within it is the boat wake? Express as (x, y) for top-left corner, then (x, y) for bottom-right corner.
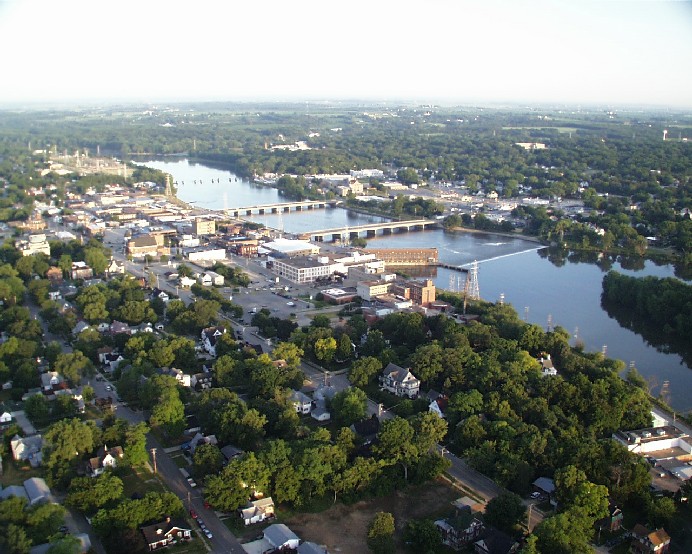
(484, 242), (507, 246)
(460, 247), (543, 266)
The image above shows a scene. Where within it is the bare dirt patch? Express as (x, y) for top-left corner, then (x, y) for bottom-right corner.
(284, 479), (458, 553)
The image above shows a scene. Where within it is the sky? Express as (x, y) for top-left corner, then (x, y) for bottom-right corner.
(0, 0), (691, 108)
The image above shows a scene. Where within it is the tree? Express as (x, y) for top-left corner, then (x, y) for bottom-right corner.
(84, 247), (109, 275)
(336, 332), (353, 361)
(483, 492), (526, 534)
(204, 453), (269, 512)
(349, 356), (382, 388)
(314, 337), (337, 364)
(403, 519), (443, 553)
(124, 422), (150, 467)
(193, 443), (224, 479)
(368, 512), (395, 554)
(330, 387), (367, 426)
(534, 509), (594, 554)
(411, 412), (448, 453)
(374, 417), (418, 480)
(271, 342), (303, 368)
(150, 385), (185, 438)
(66, 473), (124, 513)
(2, 524), (32, 554)
(25, 393), (50, 425)
(53, 351), (94, 386)
(25, 502), (66, 544)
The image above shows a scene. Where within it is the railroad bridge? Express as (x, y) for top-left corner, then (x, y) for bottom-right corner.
(298, 219), (438, 242)
(225, 200), (339, 218)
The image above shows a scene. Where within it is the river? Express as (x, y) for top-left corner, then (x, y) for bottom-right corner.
(140, 158), (692, 412)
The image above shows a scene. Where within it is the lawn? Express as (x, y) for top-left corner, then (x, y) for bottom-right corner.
(170, 453), (191, 469)
(117, 466), (166, 498)
(0, 459), (43, 487)
(283, 478), (460, 554)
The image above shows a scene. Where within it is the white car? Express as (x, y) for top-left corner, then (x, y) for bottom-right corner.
(204, 529), (213, 539)
(286, 301), (295, 307)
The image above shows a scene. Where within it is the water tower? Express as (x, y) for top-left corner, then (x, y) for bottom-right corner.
(663, 129), (668, 141)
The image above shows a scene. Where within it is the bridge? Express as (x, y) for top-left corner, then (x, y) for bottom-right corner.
(225, 200), (339, 218)
(298, 219), (438, 242)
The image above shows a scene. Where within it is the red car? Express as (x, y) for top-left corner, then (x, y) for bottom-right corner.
(204, 501), (211, 510)
(189, 509), (198, 519)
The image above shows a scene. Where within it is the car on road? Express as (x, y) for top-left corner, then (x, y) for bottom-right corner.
(197, 518), (204, 527)
(530, 492), (541, 499)
(105, 385), (113, 391)
(204, 529), (213, 539)
(187, 477), (197, 488)
(286, 301), (295, 306)
(189, 509), (198, 519)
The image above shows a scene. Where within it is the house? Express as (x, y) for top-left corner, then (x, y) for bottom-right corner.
(30, 533), (91, 554)
(203, 271), (224, 286)
(187, 433), (218, 455)
(474, 527), (520, 554)
(72, 320), (91, 336)
(201, 326), (226, 357)
(158, 367), (191, 388)
(597, 501), (623, 533)
(532, 477), (556, 497)
(298, 543), (329, 554)
(240, 497), (275, 525)
(132, 322), (154, 334)
(264, 524), (300, 551)
(11, 434), (43, 467)
(630, 524), (671, 554)
(0, 485), (29, 502)
(221, 444), (244, 462)
(539, 354), (557, 377)
(0, 410), (14, 426)
(110, 320), (131, 335)
(103, 353), (125, 372)
(311, 400), (331, 422)
(71, 262), (94, 280)
(23, 477), (51, 506)
(46, 266), (63, 283)
(184, 415), (201, 435)
(140, 517), (192, 551)
(350, 415), (381, 444)
(179, 275), (196, 288)
(192, 372), (213, 391)
(380, 363), (420, 398)
(428, 392), (449, 418)
(435, 506), (484, 550)
(106, 258), (125, 276)
(86, 445), (124, 476)
(151, 288), (170, 303)
(291, 390), (312, 414)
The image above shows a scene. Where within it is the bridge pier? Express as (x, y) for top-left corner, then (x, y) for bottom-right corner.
(383, 228), (392, 235)
(246, 210), (252, 216)
(271, 208), (278, 214)
(367, 230), (376, 237)
(259, 208), (265, 214)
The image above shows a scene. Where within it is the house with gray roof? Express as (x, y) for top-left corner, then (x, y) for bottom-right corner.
(10, 434), (43, 466)
(23, 477), (51, 505)
(379, 362), (420, 398)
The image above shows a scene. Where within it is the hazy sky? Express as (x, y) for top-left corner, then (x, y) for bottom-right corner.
(0, 0), (690, 107)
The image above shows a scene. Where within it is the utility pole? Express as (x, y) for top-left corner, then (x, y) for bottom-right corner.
(527, 502), (534, 533)
(150, 447), (158, 474)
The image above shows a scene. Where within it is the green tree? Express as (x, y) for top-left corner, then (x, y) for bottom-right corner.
(403, 519), (443, 553)
(2, 524), (32, 554)
(314, 337), (337, 364)
(374, 417), (418, 480)
(271, 342), (304, 368)
(193, 443), (224, 479)
(53, 351), (94, 386)
(534, 509), (594, 554)
(349, 356), (382, 387)
(66, 473), (124, 513)
(483, 492), (526, 534)
(124, 422), (150, 467)
(330, 387), (368, 426)
(368, 511), (395, 554)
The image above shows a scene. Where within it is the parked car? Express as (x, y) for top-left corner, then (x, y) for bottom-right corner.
(204, 529), (213, 539)
(189, 509), (198, 519)
(530, 492), (541, 499)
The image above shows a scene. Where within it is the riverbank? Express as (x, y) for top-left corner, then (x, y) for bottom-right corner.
(444, 225), (545, 244)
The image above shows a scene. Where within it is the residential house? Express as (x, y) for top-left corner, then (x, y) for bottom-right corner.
(192, 372), (213, 391)
(103, 353), (124, 372)
(10, 434), (43, 466)
(151, 288), (170, 303)
(380, 363), (420, 398)
(97, 346), (114, 364)
(435, 506), (484, 550)
(291, 390), (312, 414)
(72, 320), (91, 336)
(539, 354), (557, 377)
(205, 271), (224, 286)
(221, 445), (244, 463)
(71, 262), (94, 280)
(350, 415), (381, 444)
(474, 528), (520, 554)
(532, 477), (556, 498)
(263, 524), (300, 551)
(45, 266), (63, 284)
(86, 445), (124, 477)
(179, 275), (196, 288)
(131, 322), (154, 334)
(41, 372), (63, 392)
(597, 501), (623, 533)
(201, 326), (226, 357)
(140, 517), (192, 551)
(158, 367), (191, 387)
(0, 485), (29, 502)
(240, 497), (275, 526)
(298, 543), (329, 554)
(23, 477), (51, 506)
(428, 392), (448, 419)
(311, 401), (331, 422)
(106, 258), (125, 276)
(184, 415), (201, 435)
(110, 320), (131, 335)
(187, 433), (218, 455)
(0, 409), (14, 427)
(630, 525), (671, 554)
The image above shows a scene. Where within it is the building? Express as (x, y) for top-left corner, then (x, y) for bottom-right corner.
(10, 434), (43, 467)
(201, 326), (227, 357)
(15, 234), (51, 256)
(380, 363), (420, 398)
(240, 497), (275, 526)
(70, 261), (94, 280)
(291, 390), (312, 414)
(435, 506), (484, 550)
(193, 218), (216, 236)
(630, 525), (670, 554)
(357, 280), (391, 301)
(272, 252), (384, 284)
(363, 248), (438, 266)
(613, 425), (691, 455)
(23, 477), (51, 506)
(127, 234), (160, 259)
(390, 278), (436, 306)
(140, 518), (192, 551)
(262, 238), (321, 257)
(186, 247), (226, 262)
(86, 445), (124, 476)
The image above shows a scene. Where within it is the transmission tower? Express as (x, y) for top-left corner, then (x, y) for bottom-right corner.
(465, 261), (480, 301)
(164, 174), (173, 198)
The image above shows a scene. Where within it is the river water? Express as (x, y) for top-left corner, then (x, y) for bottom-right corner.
(141, 158), (692, 412)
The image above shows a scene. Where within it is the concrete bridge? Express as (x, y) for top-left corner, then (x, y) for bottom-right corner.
(298, 219), (438, 242)
(225, 200), (339, 218)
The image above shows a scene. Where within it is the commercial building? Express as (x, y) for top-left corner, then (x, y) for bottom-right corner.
(194, 218), (216, 236)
